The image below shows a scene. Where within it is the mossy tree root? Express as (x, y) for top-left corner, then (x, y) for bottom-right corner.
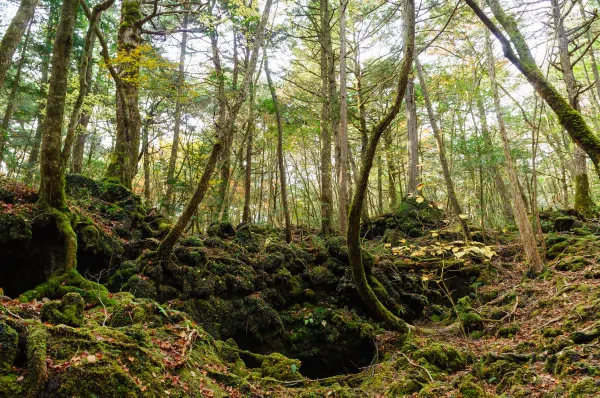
(26, 325), (49, 397)
(47, 207), (78, 271)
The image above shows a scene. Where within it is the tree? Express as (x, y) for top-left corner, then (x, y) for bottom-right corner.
(37, 0), (80, 270)
(338, 0), (349, 234)
(0, 0), (38, 88)
(347, 0), (415, 333)
(264, 51), (292, 243)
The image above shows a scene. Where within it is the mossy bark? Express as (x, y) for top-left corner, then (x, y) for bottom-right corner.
(25, 325), (49, 397)
(104, 0), (142, 190)
(347, 0), (414, 333)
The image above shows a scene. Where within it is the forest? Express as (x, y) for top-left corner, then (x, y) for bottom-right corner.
(1, 0), (600, 395)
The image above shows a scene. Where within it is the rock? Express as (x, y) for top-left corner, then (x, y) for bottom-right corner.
(0, 321), (18, 373)
(207, 222), (236, 239)
(555, 256), (591, 272)
(123, 275), (157, 300)
(554, 216), (575, 232)
(413, 342), (466, 372)
(260, 352), (302, 381)
(41, 292), (85, 327)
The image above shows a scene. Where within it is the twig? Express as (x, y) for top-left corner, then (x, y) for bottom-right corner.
(401, 353), (433, 382)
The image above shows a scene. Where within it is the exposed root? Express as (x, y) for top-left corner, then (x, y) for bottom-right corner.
(26, 325), (49, 397)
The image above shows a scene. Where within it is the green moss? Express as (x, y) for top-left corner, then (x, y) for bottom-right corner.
(568, 376), (599, 396)
(123, 274), (157, 299)
(389, 378), (422, 395)
(41, 292), (85, 327)
(458, 380), (485, 397)
(0, 321), (18, 373)
(260, 352), (302, 381)
(19, 269), (108, 305)
(26, 325), (49, 396)
(497, 323), (520, 338)
(413, 342), (466, 372)
(555, 256), (591, 272)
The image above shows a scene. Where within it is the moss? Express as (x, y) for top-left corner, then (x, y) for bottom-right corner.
(19, 269), (108, 305)
(497, 323), (520, 338)
(26, 325), (49, 396)
(458, 380), (485, 397)
(0, 321), (18, 373)
(568, 376), (599, 396)
(413, 342), (466, 372)
(542, 327), (562, 338)
(418, 381), (452, 397)
(260, 352), (302, 381)
(555, 256), (591, 272)
(41, 292), (85, 327)
(0, 373), (24, 396)
(123, 274), (157, 299)
(389, 378), (423, 395)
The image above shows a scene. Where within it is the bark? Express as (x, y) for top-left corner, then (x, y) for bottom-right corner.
(347, 0), (415, 333)
(242, 82), (256, 223)
(38, 0), (80, 270)
(406, 75), (419, 194)
(383, 130), (398, 209)
(105, 0), (142, 189)
(319, 0), (334, 235)
(155, 0), (273, 263)
(264, 53), (292, 243)
(164, 9), (189, 215)
(466, 0), (600, 178)
(0, 26), (30, 165)
(338, 0), (349, 234)
(416, 57), (471, 241)
(0, 0), (38, 88)
(483, 25), (543, 274)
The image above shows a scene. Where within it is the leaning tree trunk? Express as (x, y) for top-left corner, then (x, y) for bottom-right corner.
(466, 0), (600, 178)
(0, 0), (38, 88)
(264, 53), (292, 243)
(483, 24), (543, 274)
(416, 57), (471, 241)
(347, 0), (415, 333)
(38, 0), (80, 271)
(105, 0), (142, 189)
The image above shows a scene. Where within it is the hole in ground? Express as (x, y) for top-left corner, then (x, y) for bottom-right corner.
(230, 331), (376, 379)
(0, 222), (64, 297)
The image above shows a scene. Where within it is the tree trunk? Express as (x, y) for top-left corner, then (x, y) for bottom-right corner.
(319, 0), (334, 235)
(416, 57), (471, 241)
(483, 25), (543, 274)
(338, 0), (349, 234)
(406, 75), (419, 194)
(383, 130), (398, 209)
(347, 0), (415, 333)
(264, 53), (292, 243)
(0, 26), (30, 165)
(164, 9), (188, 215)
(242, 82), (256, 224)
(0, 0), (38, 88)
(105, 0), (142, 189)
(38, 0), (80, 271)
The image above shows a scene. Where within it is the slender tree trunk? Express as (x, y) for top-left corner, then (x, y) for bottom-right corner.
(38, 0), (80, 272)
(416, 57), (471, 240)
(383, 130), (398, 209)
(265, 53), (291, 243)
(164, 10), (188, 214)
(483, 26), (543, 274)
(105, 0), (142, 189)
(406, 75), (419, 194)
(0, 27), (30, 165)
(0, 0), (38, 88)
(242, 83), (255, 223)
(347, 0), (414, 333)
(142, 113), (152, 207)
(338, 0), (349, 234)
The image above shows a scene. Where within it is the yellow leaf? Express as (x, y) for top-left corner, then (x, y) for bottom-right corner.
(384, 243), (391, 249)
(416, 183), (425, 191)
(416, 196), (425, 204)
(454, 251), (466, 259)
(459, 214), (468, 220)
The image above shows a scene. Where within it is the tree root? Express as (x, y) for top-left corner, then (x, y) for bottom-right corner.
(26, 324), (49, 397)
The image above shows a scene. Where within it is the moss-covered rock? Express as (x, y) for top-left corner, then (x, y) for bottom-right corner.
(555, 256), (591, 271)
(20, 269), (108, 305)
(413, 342), (466, 372)
(41, 292), (85, 327)
(123, 274), (157, 299)
(260, 352), (302, 381)
(0, 321), (18, 373)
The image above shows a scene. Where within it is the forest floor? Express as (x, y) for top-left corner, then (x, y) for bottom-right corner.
(1, 176), (600, 397)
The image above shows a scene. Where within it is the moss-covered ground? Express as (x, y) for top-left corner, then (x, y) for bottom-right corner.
(2, 177), (600, 396)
